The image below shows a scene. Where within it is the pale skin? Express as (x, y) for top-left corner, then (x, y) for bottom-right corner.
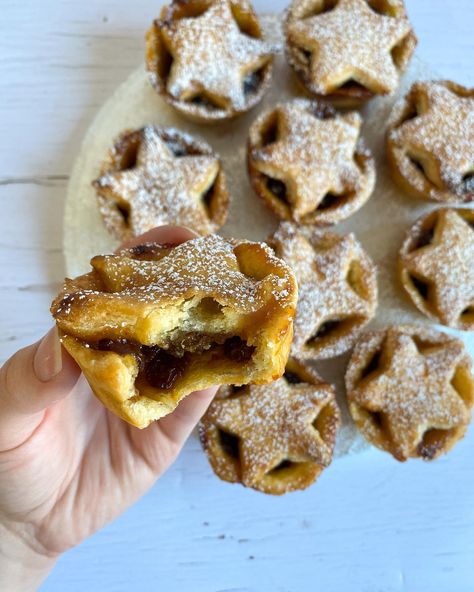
(0, 226), (218, 591)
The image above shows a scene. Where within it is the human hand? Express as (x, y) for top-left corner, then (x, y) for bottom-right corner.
(0, 226), (218, 591)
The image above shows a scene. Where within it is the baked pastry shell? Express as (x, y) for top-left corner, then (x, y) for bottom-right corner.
(386, 80), (474, 204)
(247, 102), (376, 226)
(52, 239), (298, 429)
(199, 357), (340, 494)
(398, 208), (474, 331)
(345, 325), (474, 461)
(267, 225), (378, 360)
(284, 0), (417, 108)
(93, 126), (229, 240)
(145, 0), (274, 123)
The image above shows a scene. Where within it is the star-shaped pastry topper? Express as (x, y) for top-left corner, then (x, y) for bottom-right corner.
(269, 223), (377, 359)
(349, 328), (471, 461)
(93, 126), (222, 236)
(400, 209), (474, 329)
(53, 234), (297, 344)
(389, 81), (474, 201)
(203, 372), (338, 490)
(251, 101), (372, 220)
(161, 0), (272, 111)
(287, 0), (413, 95)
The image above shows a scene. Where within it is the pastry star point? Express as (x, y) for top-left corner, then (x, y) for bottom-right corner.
(403, 210), (474, 325)
(210, 380), (333, 485)
(253, 103), (362, 217)
(394, 83), (474, 185)
(353, 331), (469, 459)
(163, 0), (270, 110)
(289, 0), (411, 94)
(94, 128), (219, 235)
(268, 223), (376, 362)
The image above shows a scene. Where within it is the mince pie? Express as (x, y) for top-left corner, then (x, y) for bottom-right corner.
(284, 0), (417, 107)
(247, 99), (375, 225)
(268, 222), (377, 359)
(199, 357), (340, 494)
(145, 0), (274, 122)
(93, 126), (229, 240)
(399, 208), (474, 331)
(346, 325), (474, 461)
(51, 235), (297, 428)
(387, 80), (474, 203)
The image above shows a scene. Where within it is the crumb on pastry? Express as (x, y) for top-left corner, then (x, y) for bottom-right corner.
(51, 235), (298, 428)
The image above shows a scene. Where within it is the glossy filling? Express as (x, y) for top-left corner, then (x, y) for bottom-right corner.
(283, 371), (304, 384)
(462, 173), (474, 195)
(332, 80), (374, 99)
(243, 68), (264, 97)
(188, 93), (221, 110)
(265, 177), (291, 206)
(409, 274), (430, 301)
(360, 348), (383, 381)
(413, 225), (435, 250)
(218, 429), (240, 459)
(92, 336), (255, 391)
(316, 192), (348, 211)
(110, 132), (213, 225)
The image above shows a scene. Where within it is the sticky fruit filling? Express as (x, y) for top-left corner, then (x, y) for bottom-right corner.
(89, 336), (255, 390)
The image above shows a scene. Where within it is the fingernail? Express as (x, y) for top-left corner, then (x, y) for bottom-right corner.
(180, 226), (199, 236)
(34, 327), (63, 382)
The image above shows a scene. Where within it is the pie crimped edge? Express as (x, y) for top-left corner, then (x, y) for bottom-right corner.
(93, 126), (229, 240)
(199, 357), (340, 494)
(51, 235), (297, 429)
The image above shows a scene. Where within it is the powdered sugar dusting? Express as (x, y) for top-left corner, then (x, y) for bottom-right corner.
(270, 222), (377, 359)
(400, 209), (474, 328)
(388, 81), (474, 202)
(203, 371), (339, 491)
(94, 125), (224, 239)
(286, 0), (414, 95)
(346, 325), (473, 460)
(53, 234), (296, 323)
(64, 12), (474, 457)
(156, 0), (274, 116)
(249, 100), (374, 222)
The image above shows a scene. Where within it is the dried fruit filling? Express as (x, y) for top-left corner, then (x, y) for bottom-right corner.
(91, 336), (255, 390)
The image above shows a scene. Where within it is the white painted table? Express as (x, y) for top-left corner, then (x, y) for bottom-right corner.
(1, 1), (473, 590)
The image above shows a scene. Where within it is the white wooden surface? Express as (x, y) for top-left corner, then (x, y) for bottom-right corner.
(1, 1), (473, 590)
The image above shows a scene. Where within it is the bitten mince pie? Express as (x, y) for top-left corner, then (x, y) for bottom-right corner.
(93, 126), (229, 240)
(399, 208), (474, 331)
(387, 81), (474, 203)
(145, 0), (274, 122)
(199, 357), (340, 495)
(247, 99), (375, 225)
(51, 235), (297, 429)
(284, 0), (417, 107)
(346, 325), (474, 462)
(268, 222), (377, 359)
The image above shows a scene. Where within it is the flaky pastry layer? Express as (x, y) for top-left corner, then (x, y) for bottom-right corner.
(51, 235), (297, 428)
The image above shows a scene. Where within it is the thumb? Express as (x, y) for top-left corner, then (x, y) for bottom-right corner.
(130, 387), (218, 473)
(0, 327), (80, 450)
(158, 386), (218, 448)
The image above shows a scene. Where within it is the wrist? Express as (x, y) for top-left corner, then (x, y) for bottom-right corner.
(0, 520), (57, 592)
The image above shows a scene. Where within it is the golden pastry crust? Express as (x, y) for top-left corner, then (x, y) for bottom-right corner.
(51, 235), (298, 428)
(199, 357), (340, 494)
(247, 99), (375, 226)
(285, 0), (417, 108)
(387, 80), (474, 203)
(346, 325), (474, 461)
(93, 126), (229, 240)
(268, 222), (377, 359)
(145, 0), (274, 123)
(399, 208), (474, 331)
